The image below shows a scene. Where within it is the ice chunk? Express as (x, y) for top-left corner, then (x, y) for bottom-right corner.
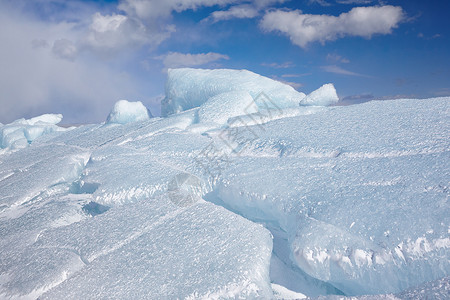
(0, 114), (67, 150)
(300, 83), (339, 106)
(27, 114), (63, 125)
(106, 100), (152, 124)
(162, 68), (306, 116)
(198, 91), (258, 125)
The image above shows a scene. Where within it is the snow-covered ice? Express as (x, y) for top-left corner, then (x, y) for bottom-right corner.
(106, 100), (152, 124)
(0, 68), (448, 299)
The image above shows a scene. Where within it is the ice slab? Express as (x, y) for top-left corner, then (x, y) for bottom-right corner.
(0, 144), (90, 212)
(1, 195), (273, 299)
(207, 97), (449, 295)
(300, 83), (339, 106)
(106, 100), (152, 124)
(161, 68), (306, 116)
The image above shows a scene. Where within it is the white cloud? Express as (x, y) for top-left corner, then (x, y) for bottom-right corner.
(326, 53), (349, 63)
(209, 5), (259, 22)
(52, 38), (78, 61)
(204, 0), (286, 22)
(0, 7), (147, 124)
(260, 5), (405, 48)
(321, 65), (364, 76)
(308, 0), (332, 6)
(261, 61), (295, 68)
(336, 0), (374, 4)
(157, 52), (229, 68)
(118, 0), (238, 20)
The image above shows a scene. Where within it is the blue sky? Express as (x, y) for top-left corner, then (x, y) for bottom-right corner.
(0, 0), (448, 124)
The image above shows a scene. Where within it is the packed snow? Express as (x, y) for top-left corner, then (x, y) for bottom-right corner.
(0, 68), (448, 299)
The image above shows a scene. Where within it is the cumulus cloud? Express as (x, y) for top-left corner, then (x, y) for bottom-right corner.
(82, 12), (169, 53)
(0, 7), (148, 124)
(260, 5), (405, 48)
(157, 52), (230, 68)
(321, 65), (365, 76)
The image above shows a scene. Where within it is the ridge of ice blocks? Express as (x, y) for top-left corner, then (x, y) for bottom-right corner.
(300, 83), (339, 106)
(0, 114), (66, 150)
(161, 68), (306, 116)
(106, 100), (152, 124)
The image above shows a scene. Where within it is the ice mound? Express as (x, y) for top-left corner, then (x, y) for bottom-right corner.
(198, 90), (258, 125)
(161, 68), (306, 116)
(0, 114), (66, 150)
(106, 100), (152, 124)
(300, 83), (339, 106)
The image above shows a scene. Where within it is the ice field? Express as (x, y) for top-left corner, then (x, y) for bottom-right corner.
(0, 68), (449, 299)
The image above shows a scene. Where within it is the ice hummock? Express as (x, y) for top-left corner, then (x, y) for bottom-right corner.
(0, 114), (66, 150)
(161, 68), (307, 116)
(106, 100), (152, 124)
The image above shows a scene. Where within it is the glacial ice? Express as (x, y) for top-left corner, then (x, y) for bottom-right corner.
(161, 68), (306, 116)
(0, 68), (448, 299)
(106, 99), (152, 124)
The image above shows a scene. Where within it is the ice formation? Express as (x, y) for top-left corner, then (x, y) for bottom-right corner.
(0, 68), (448, 299)
(106, 100), (152, 124)
(300, 83), (339, 106)
(0, 114), (66, 150)
(161, 68), (306, 116)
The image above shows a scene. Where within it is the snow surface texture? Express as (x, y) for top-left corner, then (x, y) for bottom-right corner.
(0, 68), (449, 299)
(106, 100), (152, 124)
